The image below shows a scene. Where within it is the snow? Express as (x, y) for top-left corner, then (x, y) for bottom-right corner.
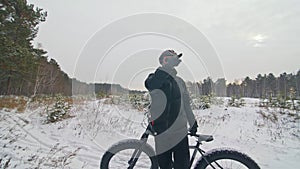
(0, 97), (299, 168)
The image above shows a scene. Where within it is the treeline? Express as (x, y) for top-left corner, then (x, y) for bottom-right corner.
(0, 1), (93, 96)
(0, 0), (129, 96)
(0, 0), (72, 96)
(186, 71), (300, 99)
(227, 72), (300, 99)
(1, 1), (299, 99)
(1, 0), (47, 95)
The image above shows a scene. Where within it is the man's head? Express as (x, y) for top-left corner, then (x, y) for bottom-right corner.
(159, 50), (182, 67)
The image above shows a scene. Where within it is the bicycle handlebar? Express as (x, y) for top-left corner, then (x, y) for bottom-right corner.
(188, 132), (200, 137)
(145, 123), (213, 142)
(189, 133), (214, 142)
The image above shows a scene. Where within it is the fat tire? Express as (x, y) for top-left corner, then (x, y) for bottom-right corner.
(100, 139), (158, 169)
(195, 149), (260, 169)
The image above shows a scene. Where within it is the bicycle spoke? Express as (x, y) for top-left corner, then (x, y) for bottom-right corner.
(108, 149), (152, 169)
(206, 159), (249, 169)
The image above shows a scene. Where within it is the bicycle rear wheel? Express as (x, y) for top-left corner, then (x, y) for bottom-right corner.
(100, 139), (158, 169)
(195, 149), (260, 169)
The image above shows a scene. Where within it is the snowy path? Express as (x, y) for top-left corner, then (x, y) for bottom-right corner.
(0, 98), (299, 168)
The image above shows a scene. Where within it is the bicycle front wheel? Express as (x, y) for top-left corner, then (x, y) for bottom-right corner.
(100, 139), (158, 169)
(195, 149), (260, 169)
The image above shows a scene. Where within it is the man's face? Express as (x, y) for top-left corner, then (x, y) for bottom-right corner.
(167, 55), (181, 67)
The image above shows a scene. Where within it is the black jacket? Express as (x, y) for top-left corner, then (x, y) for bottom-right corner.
(145, 66), (196, 134)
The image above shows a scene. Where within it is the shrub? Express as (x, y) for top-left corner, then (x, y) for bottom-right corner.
(96, 91), (108, 99)
(228, 96), (245, 107)
(46, 95), (72, 123)
(190, 94), (214, 110)
(129, 93), (150, 111)
(259, 94), (299, 111)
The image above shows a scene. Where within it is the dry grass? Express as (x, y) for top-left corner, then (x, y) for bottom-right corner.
(257, 110), (278, 123)
(31, 95), (74, 105)
(0, 95), (76, 113)
(0, 96), (28, 112)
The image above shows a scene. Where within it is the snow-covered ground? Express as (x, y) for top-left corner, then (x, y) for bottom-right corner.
(0, 97), (299, 168)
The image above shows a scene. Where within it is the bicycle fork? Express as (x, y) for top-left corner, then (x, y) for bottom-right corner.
(190, 141), (222, 169)
(128, 148), (143, 169)
(128, 133), (150, 169)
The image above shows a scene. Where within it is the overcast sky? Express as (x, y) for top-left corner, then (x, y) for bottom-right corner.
(28, 0), (300, 90)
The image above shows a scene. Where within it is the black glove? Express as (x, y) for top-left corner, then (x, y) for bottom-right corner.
(189, 121), (198, 135)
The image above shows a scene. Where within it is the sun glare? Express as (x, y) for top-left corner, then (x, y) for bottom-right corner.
(250, 34), (267, 47)
(252, 34), (267, 43)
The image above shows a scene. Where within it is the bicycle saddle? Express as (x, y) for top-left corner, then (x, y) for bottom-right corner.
(198, 134), (213, 142)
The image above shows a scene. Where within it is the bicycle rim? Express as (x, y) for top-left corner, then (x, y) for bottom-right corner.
(204, 159), (252, 169)
(100, 139), (158, 169)
(195, 149), (260, 169)
(108, 148), (152, 168)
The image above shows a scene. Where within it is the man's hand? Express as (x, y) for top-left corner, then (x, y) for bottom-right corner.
(189, 121), (198, 135)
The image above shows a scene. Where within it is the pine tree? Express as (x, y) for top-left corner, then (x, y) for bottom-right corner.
(0, 0), (47, 95)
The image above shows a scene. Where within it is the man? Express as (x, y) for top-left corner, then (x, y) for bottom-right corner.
(145, 49), (198, 169)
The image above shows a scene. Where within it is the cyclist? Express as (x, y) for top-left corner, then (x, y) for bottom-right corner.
(145, 49), (198, 169)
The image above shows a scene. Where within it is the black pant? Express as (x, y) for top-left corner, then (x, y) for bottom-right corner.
(155, 136), (190, 169)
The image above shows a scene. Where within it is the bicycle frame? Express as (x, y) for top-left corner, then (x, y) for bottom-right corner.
(127, 124), (214, 169)
(189, 138), (205, 168)
(189, 133), (229, 169)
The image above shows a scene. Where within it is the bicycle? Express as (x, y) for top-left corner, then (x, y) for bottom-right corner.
(100, 123), (261, 169)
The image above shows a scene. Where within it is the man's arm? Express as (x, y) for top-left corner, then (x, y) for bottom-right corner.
(178, 78), (197, 127)
(183, 91), (197, 127)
